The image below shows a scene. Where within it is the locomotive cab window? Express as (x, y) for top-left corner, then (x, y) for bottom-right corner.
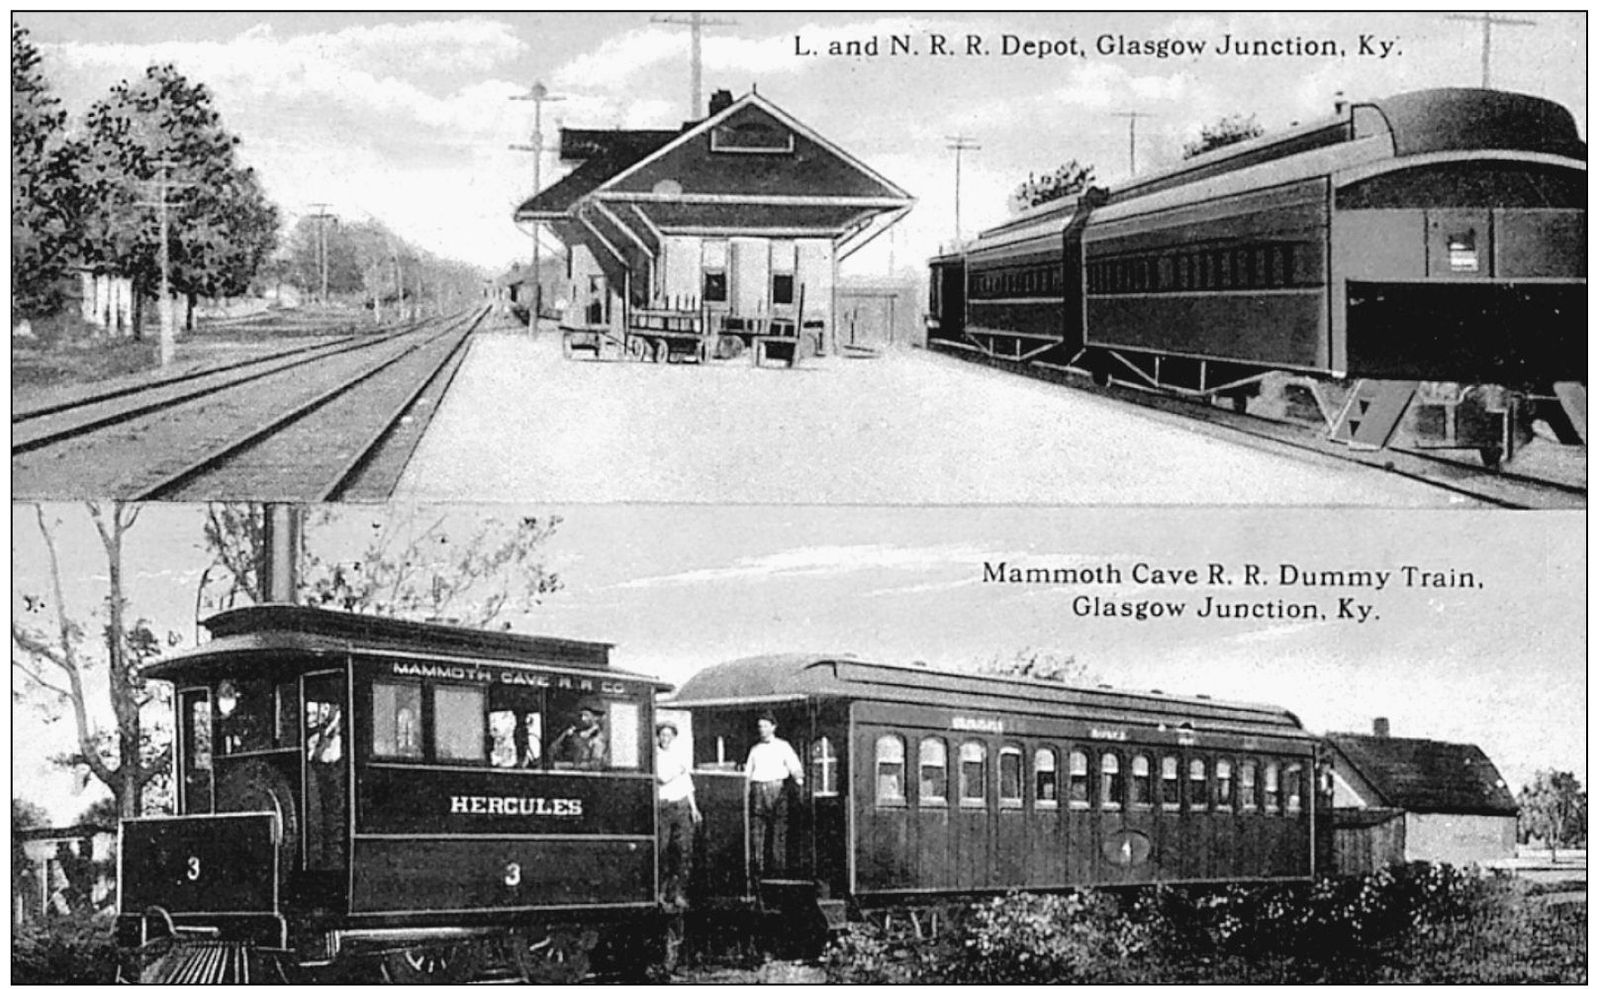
(372, 680), (424, 760)
(959, 741), (987, 807)
(875, 735), (906, 806)
(214, 678), (280, 756)
(919, 737), (948, 805)
(999, 745), (1023, 807)
(179, 689), (214, 814)
(434, 685), (486, 763)
(1034, 747), (1058, 808)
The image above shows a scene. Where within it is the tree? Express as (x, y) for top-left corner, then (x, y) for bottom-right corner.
(200, 505), (564, 629)
(980, 646), (1094, 685)
(74, 64), (279, 336)
(1183, 113), (1265, 159)
(11, 504), (170, 818)
(1519, 769), (1586, 861)
(11, 23), (84, 322)
(1012, 160), (1096, 211)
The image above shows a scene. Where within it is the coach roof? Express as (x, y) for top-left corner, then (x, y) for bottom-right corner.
(668, 653), (1310, 739)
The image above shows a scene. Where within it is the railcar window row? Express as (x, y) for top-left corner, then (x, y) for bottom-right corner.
(874, 731), (1306, 815)
(365, 678), (646, 773)
(1087, 242), (1309, 295)
(970, 262), (1065, 300)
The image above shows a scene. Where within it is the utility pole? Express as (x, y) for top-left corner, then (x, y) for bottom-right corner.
(1111, 111), (1153, 176)
(651, 12), (739, 118)
(944, 135), (981, 245)
(511, 81), (566, 329)
(1445, 12), (1536, 88)
(136, 160), (193, 367)
(308, 203), (333, 304)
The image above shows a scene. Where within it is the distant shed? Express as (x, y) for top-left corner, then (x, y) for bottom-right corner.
(1325, 718), (1518, 870)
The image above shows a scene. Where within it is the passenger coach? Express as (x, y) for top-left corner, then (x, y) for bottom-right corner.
(929, 88), (1587, 465)
(668, 654), (1330, 930)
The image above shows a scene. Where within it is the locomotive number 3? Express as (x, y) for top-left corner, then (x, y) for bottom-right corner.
(186, 856), (201, 881)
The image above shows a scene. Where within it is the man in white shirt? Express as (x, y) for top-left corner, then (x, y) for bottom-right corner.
(744, 712), (803, 880)
(655, 722), (700, 909)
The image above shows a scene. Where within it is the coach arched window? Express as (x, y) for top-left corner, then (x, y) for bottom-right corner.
(1160, 755), (1181, 810)
(999, 745), (1024, 807)
(1264, 762), (1281, 814)
(1100, 753), (1124, 808)
(1187, 758), (1209, 810)
(919, 738), (948, 804)
(1284, 763), (1304, 814)
(959, 741), (988, 806)
(1215, 759), (1234, 811)
(811, 736), (838, 797)
(1034, 748), (1058, 808)
(1130, 754), (1152, 808)
(1239, 760), (1258, 811)
(875, 735), (905, 806)
(1067, 749), (1090, 807)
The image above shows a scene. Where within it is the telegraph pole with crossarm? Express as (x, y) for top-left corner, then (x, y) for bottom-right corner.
(651, 12), (740, 118)
(1444, 12), (1537, 88)
(511, 81), (567, 327)
(1111, 111), (1153, 177)
(135, 160), (194, 367)
(945, 135), (981, 246)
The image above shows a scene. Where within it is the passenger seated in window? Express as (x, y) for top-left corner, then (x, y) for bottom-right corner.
(520, 712), (543, 768)
(489, 711), (519, 768)
(553, 700), (608, 769)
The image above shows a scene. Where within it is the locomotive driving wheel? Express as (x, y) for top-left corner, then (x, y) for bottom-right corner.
(507, 926), (598, 983)
(378, 940), (484, 984)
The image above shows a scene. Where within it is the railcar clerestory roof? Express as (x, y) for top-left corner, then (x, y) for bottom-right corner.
(143, 606), (666, 687)
(668, 653), (1311, 740)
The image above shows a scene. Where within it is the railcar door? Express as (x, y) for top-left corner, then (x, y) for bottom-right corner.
(301, 671), (348, 874)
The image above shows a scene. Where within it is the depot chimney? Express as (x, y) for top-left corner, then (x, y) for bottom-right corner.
(1372, 717), (1390, 738)
(708, 89), (734, 116)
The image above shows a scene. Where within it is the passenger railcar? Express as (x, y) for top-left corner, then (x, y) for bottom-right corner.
(928, 88), (1587, 465)
(667, 654), (1330, 935)
(116, 606), (668, 983)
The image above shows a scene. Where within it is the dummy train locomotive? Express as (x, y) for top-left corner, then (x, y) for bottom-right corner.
(118, 607), (1330, 982)
(926, 88), (1587, 466)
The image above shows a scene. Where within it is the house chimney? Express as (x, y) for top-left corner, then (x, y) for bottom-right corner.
(708, 89), (734, 116)
(1372, 717), (1390, 738)
(1334, 90), (1348, 116)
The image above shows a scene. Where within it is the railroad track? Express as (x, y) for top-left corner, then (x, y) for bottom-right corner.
(931, 343), (1586, 510)
(12, 308), (486, 502)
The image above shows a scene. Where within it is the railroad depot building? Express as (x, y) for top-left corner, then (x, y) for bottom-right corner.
(1324, 719), (1519, 870)
(512, 89), (913, 357)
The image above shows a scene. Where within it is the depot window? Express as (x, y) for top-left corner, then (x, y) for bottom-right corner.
(1067, 749), (1090, 806)
(959, 741), (987, 806)
(999, 745), (1024, 807)
(1034, 747), (1058, 808)
(876, 735), (906, 806)
(701, 241), (729, 304)
(811, 736), (839, 797)
(919, 738), (948, 805)
(1161, 755), (1181, 809)
(1100, 753), (1124, 808)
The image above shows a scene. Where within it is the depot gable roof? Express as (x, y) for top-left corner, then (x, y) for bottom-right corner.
(1326, 732), (1518, 816)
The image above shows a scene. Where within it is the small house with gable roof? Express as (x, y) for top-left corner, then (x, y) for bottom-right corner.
(513, 89), (913, 360)
(1324, 718), (1518, 870)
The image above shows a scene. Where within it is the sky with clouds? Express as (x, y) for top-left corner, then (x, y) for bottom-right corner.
(14, 11), (1586, 275)
(11, 503), (1584, 822)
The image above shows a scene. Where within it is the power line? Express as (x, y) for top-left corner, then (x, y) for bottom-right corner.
(1110, 111), (1154, 176)
(945, 136), (981, 245)
(1444, 12), (1537, 88)
(307, 203), (333, 305)
(652, 12), (739, 117)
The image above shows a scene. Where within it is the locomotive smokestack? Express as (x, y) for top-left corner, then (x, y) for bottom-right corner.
(259, 503), (303, 604)
(1372, 716), (1390, 738)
